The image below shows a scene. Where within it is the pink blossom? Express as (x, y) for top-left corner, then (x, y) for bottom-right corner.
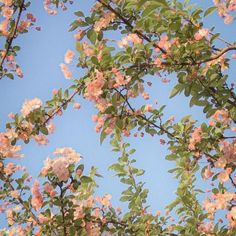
(1, 6), (13, 19)
(52, 158), (70, 182)
(74, 30), (85, 41)
(38, 214), (49, 224)
(203, 165), (214, 180)
(60, 63), (72, 79)
(0, 19), (9, 36)
(26, 13), (36, 23)
(73, 103), (81, 109)
(142, 92), (150, 100)
(10, 190), (19, 199)
(194, 28), (209, 41)
(21, 98), (42, 117)
(52, 89), (59, 95)
(118, 33), (142, 48)
(144, 104), (153, 112)
(16, 67), (23, 78)
(31, 180), (43, 211)
(4, 163), (15, 175)
(74, 205), (85, 219)
(224, 14), (233, 24)
(34, 134), (48, 145)
(8, 112), (15, 119)
(64, 49), (74, 64)
(94, 12), (115, 32)
(46, 123), (56, 134)
(84, 70), (105, 100)
(217, 168), (231, 183)
(188, 127), (202, 150)
(18, 20), (31, 33)
(1, 0), (13, 6)
(35, 26), (41, 31)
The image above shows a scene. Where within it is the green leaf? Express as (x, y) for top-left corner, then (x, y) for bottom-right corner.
(204, 6), (217, 17)
(100, 130), (107, 144)
(170, 84), (183, 98)
(74, 11), (84, 17)
(87, 29), (97, 44)
(80, 176), (93, 183)
(6, 73), (14, 80)
(40, 126), (48, 135)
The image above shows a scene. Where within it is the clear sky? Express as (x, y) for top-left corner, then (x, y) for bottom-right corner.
(0, 0), (235, 228)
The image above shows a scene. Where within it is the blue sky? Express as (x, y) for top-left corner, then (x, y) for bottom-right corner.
(0, 0), (235, 228)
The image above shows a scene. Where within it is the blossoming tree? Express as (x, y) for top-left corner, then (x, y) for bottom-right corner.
(0, 0), (236, 235)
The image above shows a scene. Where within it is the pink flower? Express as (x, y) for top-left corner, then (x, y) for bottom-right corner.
(203, 198), (216, 214)
(217, 168), (231, 183)
(47, 123), (56, 134)
(203, 165), (214, 180)
(10, 190), (19, 199)
(43, 182), (56, 197)
(21, 98), (42, 117)
(34, 134), (48, 145)
(144, 104), (153, 112)
(1, 6), (13, 19)
(35, 26), (41, 31)
(160, 139), (166, 145)
(8, 112), (15, 119)
(64, 49), (74, 64)
(74, 30), (85, 41)
(224, 15), (233, 24)
(142, 92), (150, 100)
(84, 70), (105, 100)
(117, 33), (142, 48)
(18, 20), (31, 33)
(1, 0), (13, 6)
(86, 222), (101, 236)
(73, 103), (81, 109)
(52, 89), (59, 95)
(26, 13), (36, 23)
(60, 63), (72, 79)
(4, 163), (15, 175)
(0, 19), (9, 36)
(232, 54), (236, 59)
(74, 205), (85, 219)
(188, 127), (202, 150)
(16, 67), (23, 78)
(31, 180), (43, 211)
(52, 159), (70, 182)
(194, 28), (209, 41)
(38, 214), (49, 224)
(94, 12), (115, 32)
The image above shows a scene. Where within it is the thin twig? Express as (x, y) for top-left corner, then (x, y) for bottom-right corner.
(0, 0), (25, 76)
(0, 172), (40, 225)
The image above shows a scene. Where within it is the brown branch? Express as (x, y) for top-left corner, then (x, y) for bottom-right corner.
(229, 174), (236, 188)
(97, 0), (167, 54)
(59, 184), (68, 236)
(0, 0), (25, 77)
(44, 86), (82, 125)
(0, 172), (40, 225)
(97, 0), (236, 67)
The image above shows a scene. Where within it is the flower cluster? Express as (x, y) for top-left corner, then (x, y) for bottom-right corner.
(41, 147), (81, 182)
(94, 12), (115, 32)
(0, 130), (22, 158)
(118, 33), (142, 48)
(188, 127), (202, 150)
(213, 0), (236, 24)
(21, 98), (43, 117)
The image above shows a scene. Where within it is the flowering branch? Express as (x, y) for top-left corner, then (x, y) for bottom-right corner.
(0, 0), (25, 76)
(0, 172), (40, 225)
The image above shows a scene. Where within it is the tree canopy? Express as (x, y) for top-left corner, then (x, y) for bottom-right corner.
(0, 0), (236, 235)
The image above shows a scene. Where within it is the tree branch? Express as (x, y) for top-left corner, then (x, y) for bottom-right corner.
(0, 0), (25, 78)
